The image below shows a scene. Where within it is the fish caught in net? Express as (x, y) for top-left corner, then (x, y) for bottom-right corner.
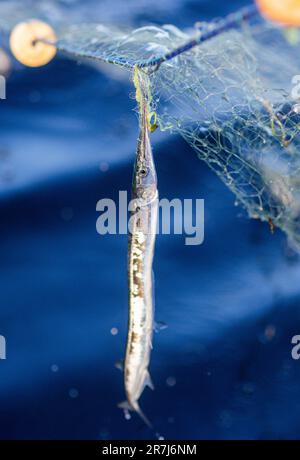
(1, 2), (300, 249)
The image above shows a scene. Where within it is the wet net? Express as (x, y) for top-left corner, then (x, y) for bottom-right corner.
(1, 2), (300, 249)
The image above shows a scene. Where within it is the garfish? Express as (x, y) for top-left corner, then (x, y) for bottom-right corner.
(119, 69), (158, 428)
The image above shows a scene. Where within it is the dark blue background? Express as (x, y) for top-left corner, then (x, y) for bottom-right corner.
(1, 0), (300, 440)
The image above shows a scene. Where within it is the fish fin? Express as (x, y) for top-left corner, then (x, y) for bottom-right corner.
(131, 401), (153, 429)
(154, 321), (168, 333)
(114, 359), (124, 371)
(118, 400), (131, 410)
(145, 371), (155, 390)
(118, 400), (132, 422)
(118, 400), (153, 429)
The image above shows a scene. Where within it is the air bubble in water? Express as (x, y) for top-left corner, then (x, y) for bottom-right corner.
(124, 409), (131, 421)
(69, 388), (79, 399)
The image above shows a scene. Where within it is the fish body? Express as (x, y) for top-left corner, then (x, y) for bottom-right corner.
(121, 71), (158, 427)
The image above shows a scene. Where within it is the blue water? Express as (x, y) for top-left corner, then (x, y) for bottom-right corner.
(1, 0), (300, 440)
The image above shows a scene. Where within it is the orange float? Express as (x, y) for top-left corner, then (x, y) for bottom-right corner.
(256, 0), (300, 26)
(10, 20), (56, 67)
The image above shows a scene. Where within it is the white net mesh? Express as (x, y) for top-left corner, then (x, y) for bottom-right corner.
(147, 22), (300, 250)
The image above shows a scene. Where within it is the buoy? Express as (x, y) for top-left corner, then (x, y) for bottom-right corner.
(9, 20), (57, 67)
(256, 0), (300, 26)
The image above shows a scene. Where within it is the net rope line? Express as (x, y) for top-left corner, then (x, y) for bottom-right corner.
(0, 3), (259, 70)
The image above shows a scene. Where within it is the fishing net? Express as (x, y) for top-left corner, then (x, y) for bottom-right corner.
(149, 22), (300, 251)
(1, 2), (300, 249)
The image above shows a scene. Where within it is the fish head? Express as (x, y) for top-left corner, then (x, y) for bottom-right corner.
(135, 157), (158, 205)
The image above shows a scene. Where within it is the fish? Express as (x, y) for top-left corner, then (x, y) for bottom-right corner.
(119, 70), (158, 428)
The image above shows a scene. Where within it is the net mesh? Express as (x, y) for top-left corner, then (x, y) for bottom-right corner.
(1, 3), (300, 249)
(148, 22), (300, 251)
(56, 23), (188, 67)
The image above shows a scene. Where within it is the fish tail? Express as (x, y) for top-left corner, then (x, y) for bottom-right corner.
(131, 401), (153, 429)
(118, 399), (153, 429)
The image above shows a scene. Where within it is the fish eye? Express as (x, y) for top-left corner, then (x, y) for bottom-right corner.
(139, 167), (148, 177)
